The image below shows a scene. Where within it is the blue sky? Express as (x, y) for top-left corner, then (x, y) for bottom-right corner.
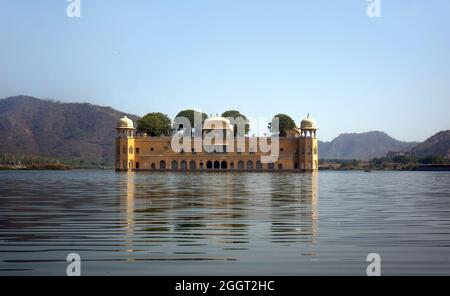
(0, 0), (449, 141)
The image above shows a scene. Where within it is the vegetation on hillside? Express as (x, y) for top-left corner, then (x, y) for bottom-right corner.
(0, 154), (72, 170)
(0, 95), (139, 164)
(410, 130), (450, 158)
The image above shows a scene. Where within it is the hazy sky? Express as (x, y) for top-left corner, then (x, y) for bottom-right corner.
(0, 0), (449, 141)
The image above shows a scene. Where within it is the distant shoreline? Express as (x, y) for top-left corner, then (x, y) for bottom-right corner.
(2, 166), (450, 172)
(0, 164), (72, 170)
(319, 165), (450, 172)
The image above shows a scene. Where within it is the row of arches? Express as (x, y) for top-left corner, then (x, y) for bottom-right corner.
(149, 160), (282, 171)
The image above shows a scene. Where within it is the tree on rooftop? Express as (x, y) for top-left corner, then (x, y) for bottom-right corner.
(175, 109), (208, 131)
(221, 110), (250, 136)
(137, 112), (172, 136)
(268, 114), (296, 137)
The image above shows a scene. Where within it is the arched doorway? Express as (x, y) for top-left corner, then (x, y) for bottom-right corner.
(268, 163), (274, 170)
(206, 161), (213, 169)
(214, 161), (220, 169)
(246, 160), (253, 170)
(160, 160), (166, 169)
(256, 160), (262, 170)
(221, 161), (227, 169)
(189, 160), (196, 170)
(278, 163), (283, 170)
(171, 160), (178, 171)
(180, 161), (187, 171)
(237, 160), (244, 170)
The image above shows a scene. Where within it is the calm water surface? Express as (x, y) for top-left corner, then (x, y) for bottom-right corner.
(0, 170), (449, 275)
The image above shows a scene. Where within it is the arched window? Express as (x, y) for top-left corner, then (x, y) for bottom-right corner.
(160, 160), (166, 169)
(237, 160), (244, 170)
(129, 146), (133, 154)
(180, 161), (187, 171)
(206, 161), (213, 169)
(214, 161), (220, 169)
(171, 160), (178, 171)
(189, 160), (197, 170)
(247, 160), (253, 170)
(278, 163), (283, 170)
(256, 160), (262, 170)
(221, 161), (227, 169)
(151, 163), (156, 169)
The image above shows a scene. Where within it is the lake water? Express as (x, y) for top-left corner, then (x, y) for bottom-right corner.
(0, 170), (449, 275)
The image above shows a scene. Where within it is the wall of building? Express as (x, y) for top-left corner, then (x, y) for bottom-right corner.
(115, 135), (318, 172)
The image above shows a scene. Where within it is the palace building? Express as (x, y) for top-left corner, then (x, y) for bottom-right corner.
(115, 115), (318, 172)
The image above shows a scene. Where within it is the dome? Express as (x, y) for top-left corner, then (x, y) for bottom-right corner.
(117, 116), (134, 129)
(203, 116), (233, 130)
(300, 114), (317, 130)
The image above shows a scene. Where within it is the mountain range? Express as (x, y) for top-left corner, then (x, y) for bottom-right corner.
(318, 132), (418, 160)
(0, 95), (448, 163)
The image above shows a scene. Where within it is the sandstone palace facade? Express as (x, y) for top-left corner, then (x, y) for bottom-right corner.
(115, 115), (318, 172)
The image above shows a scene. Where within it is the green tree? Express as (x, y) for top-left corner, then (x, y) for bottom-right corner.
(175, 109), (208, 130)
(268, 114), (296, 137)
(393, 155), (417, 164)
(137, 112), (172, 136)
(419, 155), (445, 164)
(221, 110), (250, 136)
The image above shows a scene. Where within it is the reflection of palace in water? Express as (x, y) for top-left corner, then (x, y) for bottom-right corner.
(269, 172), (318, 244)
(115, 115), (319, 172)
(121, 171), (319, 249)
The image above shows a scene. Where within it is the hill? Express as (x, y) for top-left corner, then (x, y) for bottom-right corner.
(319, 131), (418, 160)
(0, 95), (139, 164)
(409, 130), (450, 158)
